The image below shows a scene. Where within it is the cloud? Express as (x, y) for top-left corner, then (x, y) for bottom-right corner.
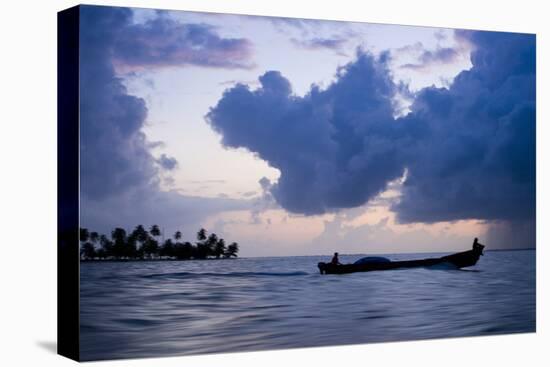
(400, 46), (460, 70)
(291, 37), (346, 51)
(207, 51), (407, 215)
(112, 15), (254, 71)
(187, 179), (227, 184)
(207, 31), (536, 235)
(79, 5), (254, 201)
(434, 30), (447, 42)
(394, 31), (535, 225)
(80, 6), (158, 200)
(395, 33), (471, 73)
(78, 6), (535, 249)
(81, 189), (253, 239)
(485, 219), (536, 250)
(261, 16), (324, 33)
(78, 5), (253, 235)
(309, 210), (488, 255)
(156, 153), (178, 170)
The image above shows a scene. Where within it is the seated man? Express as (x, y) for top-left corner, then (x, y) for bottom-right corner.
(331, 252), (342, 266)
(472, 238), (485, 253)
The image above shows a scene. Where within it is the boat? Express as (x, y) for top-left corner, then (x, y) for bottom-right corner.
(317, 245), (484, 274)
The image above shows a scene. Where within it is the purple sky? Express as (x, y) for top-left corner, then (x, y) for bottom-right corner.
(79, 5), (535, 256)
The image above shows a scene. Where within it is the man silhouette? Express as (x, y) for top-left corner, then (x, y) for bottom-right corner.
(473, 238), (485, 254)
(331, 252), (342, 265)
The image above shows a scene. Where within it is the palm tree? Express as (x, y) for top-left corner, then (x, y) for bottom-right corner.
(99, 234), (113, 258)
(95, 247), (106, 259)
(125, 234), (138, 258)
(79, 228), (93, 259)
(183, 242), (194, 259)
(206, 233), (218, 257)
(89, 231), (99, 244)
(141, 238), (158, 259)
(132, 225), (149, 242)
(174, 241), (194, 260)
(193, 228), (208, 259)
(146, 225), (161, 259)
(131, 225), (149, 259)
(111, 228), (127, 259)
(79, 228), (89, 243)
(214, 238), (226, 259)
(225, 242), (239, 258)
(162, 230), (182, 259)
(80, 242), (96, 260)
(150, 225), (161, 238)
(161, 239), (175, 258)
(197, 228), (207, 242)
(79, 226), (241, 261)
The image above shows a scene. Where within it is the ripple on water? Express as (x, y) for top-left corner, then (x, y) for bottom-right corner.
(79, 251), (536, 361)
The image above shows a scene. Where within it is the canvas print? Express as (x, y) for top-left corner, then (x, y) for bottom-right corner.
(57, 4), (536, 361)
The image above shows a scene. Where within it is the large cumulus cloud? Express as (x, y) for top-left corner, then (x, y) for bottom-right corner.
(395, 31), (535, 224)
(80, 6), (158, 200)
(207, 52), (410, 214)
(207, 31), (536, 233)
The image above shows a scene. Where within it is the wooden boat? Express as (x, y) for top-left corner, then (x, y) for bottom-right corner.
(317, 245), (484, 274)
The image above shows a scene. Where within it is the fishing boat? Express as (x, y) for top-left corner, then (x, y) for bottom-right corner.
(317, 244), (484, 274)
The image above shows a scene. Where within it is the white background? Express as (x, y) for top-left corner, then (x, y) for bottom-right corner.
(0, 0), (548, 366)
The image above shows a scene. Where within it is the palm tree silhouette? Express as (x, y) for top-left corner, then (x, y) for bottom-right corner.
(99, 234), (113, 259)
(146, 225), (161, 258)
(89, 231), (99, 245)
(80, 228), (89, 243)
(206, 233), (218, 257)
(111, 228), (127, 259)
(197, 228), (207, 242)
(80, 242), (96, 259)
(226, 242), (239, 258)
(214, 238), (226, 258)
(150, 225), (161, 238)
(79, 226), (239, 261)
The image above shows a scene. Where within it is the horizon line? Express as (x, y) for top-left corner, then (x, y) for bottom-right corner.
(238, 247), (536, 259)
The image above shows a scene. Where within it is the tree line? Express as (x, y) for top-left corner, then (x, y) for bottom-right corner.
(79, 225), (239, 261)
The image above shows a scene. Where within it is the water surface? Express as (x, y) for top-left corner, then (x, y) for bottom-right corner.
(80, 250), (535, 360)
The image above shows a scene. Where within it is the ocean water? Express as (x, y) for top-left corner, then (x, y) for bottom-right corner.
(80, 250), (535, 361)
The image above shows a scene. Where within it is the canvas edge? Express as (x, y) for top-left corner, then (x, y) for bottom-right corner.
(57, 4), (81, 362)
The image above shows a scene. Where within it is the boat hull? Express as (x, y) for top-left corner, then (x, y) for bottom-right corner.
(318, 247), (484, 274)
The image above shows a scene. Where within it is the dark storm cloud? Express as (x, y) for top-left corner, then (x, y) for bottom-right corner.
(80, 6), (159, 200)
(394, 31), (535, 224)
(112, 16), (254, 71)
(207, 51), (408, 215)
(207, 31), (535, 228)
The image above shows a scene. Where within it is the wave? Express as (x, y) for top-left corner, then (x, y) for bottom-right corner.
(141, 271), (309, 279)
(426, 261), (460, 270)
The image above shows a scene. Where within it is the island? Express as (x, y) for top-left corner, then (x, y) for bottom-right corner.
(79, 226), (239, 261)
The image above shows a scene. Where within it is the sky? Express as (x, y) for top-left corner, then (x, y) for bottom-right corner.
(79, 5), (536, 257)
